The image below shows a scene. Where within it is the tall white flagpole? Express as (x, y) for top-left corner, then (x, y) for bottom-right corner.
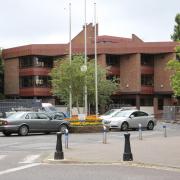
(94, 2), (98, 117)
(69, 2), (72, 118)
(84, 0), (88, 116)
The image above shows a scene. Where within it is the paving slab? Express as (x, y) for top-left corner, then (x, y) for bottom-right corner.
(44, 134), (180, 170)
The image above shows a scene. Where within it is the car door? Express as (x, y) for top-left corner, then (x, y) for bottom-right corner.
(36, 113), (51, 131)
(25, 113), (40, 131)
(128, 111), (145, 128)
(129, 111), (148, 128)
(137, 111), (149, 127)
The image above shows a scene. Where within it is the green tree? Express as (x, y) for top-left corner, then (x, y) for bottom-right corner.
(50, 55), (119, 113)
(171, 13), (180, 41)
(167, 46), (180, 96)
(167, 13), (180, 97)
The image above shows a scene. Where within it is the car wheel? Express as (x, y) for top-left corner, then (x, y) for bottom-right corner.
(147, 121), (154, 130)
(18, 125), (29, 136)
(59, 124), (68, 133)
(121, 122), (129, 131)
(3, 131), (11, 136)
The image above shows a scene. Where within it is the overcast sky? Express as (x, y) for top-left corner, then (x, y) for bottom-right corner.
(0, 0), (179, 48)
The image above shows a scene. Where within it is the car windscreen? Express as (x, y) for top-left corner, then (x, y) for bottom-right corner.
(44, 106), (57, 112)
(103, 109), (117, 115)
(113, 111), (132, 117)
(7, 112), (26, 120)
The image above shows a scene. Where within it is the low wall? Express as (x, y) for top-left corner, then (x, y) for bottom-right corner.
(70, 125), (103, 133)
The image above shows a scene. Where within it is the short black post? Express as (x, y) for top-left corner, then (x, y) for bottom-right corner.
(123, 133), (133, 161)
(54, 132), (64, 160)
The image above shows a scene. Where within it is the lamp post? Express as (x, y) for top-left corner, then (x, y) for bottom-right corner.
(94, 2), (98, 117)
(84, 0), (88, 116)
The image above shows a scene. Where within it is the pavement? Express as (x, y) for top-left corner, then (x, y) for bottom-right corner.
(44, 131), (180, 171)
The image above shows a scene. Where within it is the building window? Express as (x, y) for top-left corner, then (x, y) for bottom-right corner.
(140, 97), (153, 106)
(20, 76), (51, 88)
(19, 56), (53, 68)
(20, 76), (34, 88)
(106, 75), (120, 83)
(34, 76), (51, 87)
(106, 55), (119, 66)
(158, 98), (163, 110)
(141, 54), (154, 66)
(19, 56), (33, 68)
(141, 74), (154, 86)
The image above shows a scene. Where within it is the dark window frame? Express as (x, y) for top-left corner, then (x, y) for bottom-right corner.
(106, 55), (120, 66)
(20, 75), (51, 88)
(141, 74), (154, 86)
(19, 56), (53, 68)
(141, 54), (154, 67)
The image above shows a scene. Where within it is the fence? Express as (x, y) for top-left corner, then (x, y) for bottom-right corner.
(0, 99), (42, 117)
(163, 106), (180, 122)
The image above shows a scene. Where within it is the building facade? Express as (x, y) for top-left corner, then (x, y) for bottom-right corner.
(2, 23), (179, 115)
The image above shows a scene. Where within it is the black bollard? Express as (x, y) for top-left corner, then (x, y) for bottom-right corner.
(123, 133), (133, 161)
(54, 132), (64, 160)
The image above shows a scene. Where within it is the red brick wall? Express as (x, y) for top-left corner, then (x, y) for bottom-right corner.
(4, 58), (19, 95)
(154, 53), (175, 93)
(120, 54), (141, 93)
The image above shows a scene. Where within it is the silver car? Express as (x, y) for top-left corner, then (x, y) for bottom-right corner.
(0, 111), (70, 136)
(103, 109), (156, 131)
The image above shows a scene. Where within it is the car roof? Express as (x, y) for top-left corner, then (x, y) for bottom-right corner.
(121, 109), (138, 113)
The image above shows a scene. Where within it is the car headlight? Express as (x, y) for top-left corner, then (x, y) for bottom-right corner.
(103, 120), (111, 124)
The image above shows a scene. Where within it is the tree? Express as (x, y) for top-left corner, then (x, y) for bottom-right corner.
(50, 55), (119, 113)
(167, 13), (180, 97)
(171, 13), (180, 41)
(167, 46), (180, 97)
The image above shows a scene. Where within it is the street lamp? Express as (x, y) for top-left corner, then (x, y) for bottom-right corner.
(94, 2), (98, 117)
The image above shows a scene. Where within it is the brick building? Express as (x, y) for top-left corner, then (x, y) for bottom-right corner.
(2, 23), (179, 115)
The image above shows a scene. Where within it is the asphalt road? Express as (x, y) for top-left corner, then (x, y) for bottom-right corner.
(0, 122), (180, 180)
(1, 164), (180, 180)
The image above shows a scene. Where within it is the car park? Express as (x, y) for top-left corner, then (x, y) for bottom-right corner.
(0, 111), (70, 136)
(103, 109), (156, 131)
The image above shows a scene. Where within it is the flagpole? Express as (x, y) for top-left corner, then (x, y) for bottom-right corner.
(69, 2), (72, 118)
(94, 2), (98, 117)
(84, 0), (88, 116)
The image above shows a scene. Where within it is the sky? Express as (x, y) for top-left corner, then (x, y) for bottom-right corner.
(0, 0), (179, 49)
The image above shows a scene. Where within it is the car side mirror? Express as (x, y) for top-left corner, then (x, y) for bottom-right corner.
(130, 115), (135, 118)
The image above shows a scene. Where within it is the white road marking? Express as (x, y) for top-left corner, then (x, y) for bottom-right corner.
(0, 163), (41, 175)
(19, 155), (40, 164)
(0, 155), (7, 160)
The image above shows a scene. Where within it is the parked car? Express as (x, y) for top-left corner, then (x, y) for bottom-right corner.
(0, 111), (70, 136)
(103, 109), (156, 131)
